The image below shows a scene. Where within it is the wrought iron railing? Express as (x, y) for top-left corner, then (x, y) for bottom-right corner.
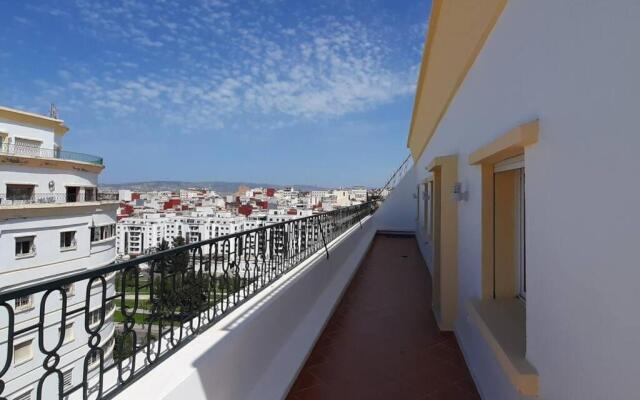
(0, 143), (103, 165)
(0, 191), (118, 206)
(0, 202), (376, 400)
(375, 154), (412, 199)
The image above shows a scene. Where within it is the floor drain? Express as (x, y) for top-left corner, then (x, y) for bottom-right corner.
(401, 255), (408, 258)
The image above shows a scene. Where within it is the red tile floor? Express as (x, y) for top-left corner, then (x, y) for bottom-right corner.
(286, 234), (480, 400)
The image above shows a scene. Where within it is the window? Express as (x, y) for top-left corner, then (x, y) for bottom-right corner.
(426, 155), (459, 330)
(15, 295), (33, 312)
(63, 369), (73, 389)
(91, 224), (116, 243)
(59, 323), (74, 344)
(6, 184), (34, 202)
(60, 231), (77, 250)
(84, 187), (96, 201)
(88, 309), (103, 326)
(15, 236), (35, 258)
(66, 186), (80, 203)
(493, 155), (526, 300)
(14, 340), (33, 365)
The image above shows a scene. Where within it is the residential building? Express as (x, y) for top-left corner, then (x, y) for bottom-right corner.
(0, 106), (117, 399)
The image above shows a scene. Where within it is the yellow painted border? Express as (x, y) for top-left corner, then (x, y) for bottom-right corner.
(467, 301), (539, 395)
(0, 154), (104, 173)
(407, 0), (508, 161)
(0, 106), (69, 135)
(469, 120), (539, 165)
(468, 120), (538, 299)
(426, 154), (458, 331)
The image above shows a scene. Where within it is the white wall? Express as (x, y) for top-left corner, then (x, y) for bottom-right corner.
(0, 164), (99, 194)
(1, 274), (116, 400)
(373, 164), (418, 233)
(406, 1), (640, 399)
(115, 215), (377, 400)
(0, 206), (118, 289)
(0, 118), (58, 149)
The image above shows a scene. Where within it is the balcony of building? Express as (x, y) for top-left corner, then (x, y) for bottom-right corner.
(0, 164), (460, 399)
(286, 234), (478, 400)
(0, 186), (482, 400)
(0, 143), (103, 166)
(0, 187), (119, 208)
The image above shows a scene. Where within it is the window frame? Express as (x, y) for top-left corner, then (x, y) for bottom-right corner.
(14, 295), (34, 313)
(59, 230), (77, 251)
(13, 338), (34, 366)
(15, 236), (36, 259)
(59, 322), (75, 344)
(493, 155), (526, 300)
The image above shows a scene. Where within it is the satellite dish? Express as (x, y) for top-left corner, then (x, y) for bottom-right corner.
(48, 180), (55, 192)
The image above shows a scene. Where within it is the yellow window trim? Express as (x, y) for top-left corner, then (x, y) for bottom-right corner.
(468, 120), (538, 300)
(425, 154), (458, 331)
(407, 0), (508, 161)
(468, 120), (539, 165)
(0, 154), (104, 173)
(0, 106), (69, 135)
(467, 300), (539, 396)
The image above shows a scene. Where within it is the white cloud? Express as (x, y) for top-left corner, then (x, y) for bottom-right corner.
(24, 0), (423, 130)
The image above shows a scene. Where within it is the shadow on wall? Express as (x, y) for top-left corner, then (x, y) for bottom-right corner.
(375, 163), (418, 233)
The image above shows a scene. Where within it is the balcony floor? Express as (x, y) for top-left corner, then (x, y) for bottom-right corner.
(286, 234), (479, 400)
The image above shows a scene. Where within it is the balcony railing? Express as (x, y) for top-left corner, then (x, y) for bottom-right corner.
(0, 202), (376, 400)
(0, 143), (104, 165)
(0, 191), (119, 206)
(375, 154), (412, 199)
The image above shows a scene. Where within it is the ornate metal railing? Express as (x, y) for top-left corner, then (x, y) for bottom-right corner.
(0, 143), (103, 165)
(376, 154), (412, 199)
(0, 202), (376, 400)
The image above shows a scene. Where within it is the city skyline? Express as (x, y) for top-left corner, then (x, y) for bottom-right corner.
(0, 0), (431, 188)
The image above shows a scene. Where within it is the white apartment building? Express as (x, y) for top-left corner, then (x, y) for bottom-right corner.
(116, 211), (249, 256)
(266, 209), (313, 224)
(0, 106), (117, 400)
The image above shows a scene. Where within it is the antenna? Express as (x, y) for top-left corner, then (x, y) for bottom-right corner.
(49, 103), (59, 119)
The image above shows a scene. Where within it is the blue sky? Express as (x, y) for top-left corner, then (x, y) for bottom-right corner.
(0, 0), (430, 188)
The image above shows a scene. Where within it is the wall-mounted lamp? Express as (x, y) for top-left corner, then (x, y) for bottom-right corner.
(452, 182), (468, 202)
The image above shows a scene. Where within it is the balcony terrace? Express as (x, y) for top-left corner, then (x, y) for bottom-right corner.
(0, 191), (119, 208)
(287, 234), (478, 400)
(0, 189), (484, 400)
(0, 144), (103, 166)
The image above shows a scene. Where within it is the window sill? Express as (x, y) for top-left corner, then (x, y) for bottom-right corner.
(13, 353), (34, 367)
(466, 299), (538, 396)
(15, 306), (35, 314)
(60, 246), (77, 252)
(90, 236), (116, 246)
(15, 253), (36, 260)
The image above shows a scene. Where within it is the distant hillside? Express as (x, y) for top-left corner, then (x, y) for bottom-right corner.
(99, 181), (329, 194)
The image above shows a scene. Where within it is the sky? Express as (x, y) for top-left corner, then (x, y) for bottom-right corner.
(0, 0), (431, 188)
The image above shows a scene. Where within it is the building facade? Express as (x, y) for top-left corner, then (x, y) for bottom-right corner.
(0, 106), (117, 400)
(373, 1), (640, 398)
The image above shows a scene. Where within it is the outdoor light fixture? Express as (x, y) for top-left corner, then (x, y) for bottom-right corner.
(452, 182), (468, 202)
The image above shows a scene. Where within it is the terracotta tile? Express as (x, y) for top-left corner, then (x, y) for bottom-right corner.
(289, 370), (322, 393)
(286, 235), (479, 400)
